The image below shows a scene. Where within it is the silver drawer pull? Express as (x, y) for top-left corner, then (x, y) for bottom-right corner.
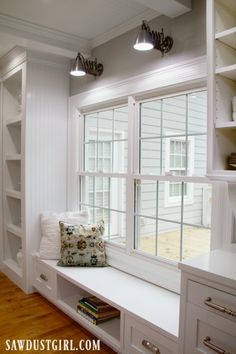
(40, 273), (48, 281)
(203, 336), (230, 354)
(204, 297), (236, 318)
(142, 339), (160, 354)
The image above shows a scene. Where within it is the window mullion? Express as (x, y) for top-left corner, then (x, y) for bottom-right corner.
(160, 99), (163, 175)
(185, 94), (189, 175)
(112, 109), (115, 173)
(77, 112), (84, 209)
(96, 112), (99, 172)
(180, 181), (184, 261)
(108, 177), (111, 241)
(92, 176), (95, 223)
(126, 96), (136, 253)
(155, 181), (159, 256)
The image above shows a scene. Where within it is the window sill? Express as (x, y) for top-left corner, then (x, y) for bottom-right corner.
(105, 243), (181, 293)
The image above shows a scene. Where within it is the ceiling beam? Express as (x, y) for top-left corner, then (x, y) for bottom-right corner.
(131, 0), (192, 18)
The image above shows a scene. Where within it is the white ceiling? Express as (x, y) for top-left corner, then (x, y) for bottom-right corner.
(0, 0), (192, 59)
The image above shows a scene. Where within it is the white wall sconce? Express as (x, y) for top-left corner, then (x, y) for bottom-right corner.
(70, 53), (104, 77)
(134, 20), (173, 55)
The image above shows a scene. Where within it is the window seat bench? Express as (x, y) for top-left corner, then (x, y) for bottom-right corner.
(32, 256), (179, 353)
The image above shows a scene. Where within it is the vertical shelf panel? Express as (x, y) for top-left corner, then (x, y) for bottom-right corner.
(2, 63), (24, 288)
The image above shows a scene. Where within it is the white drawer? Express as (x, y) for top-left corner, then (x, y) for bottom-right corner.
(33, 259), (56, 300)
(188, 280), (236, 322)
(185, 303), (236, 354)
(125, 315), (178, 354)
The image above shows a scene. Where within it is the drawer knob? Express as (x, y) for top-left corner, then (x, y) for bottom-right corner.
(203, 336), (230, 354)
(142, 339), (160, 354)
(39, 273), (48, 281)
(204, 297), (236, 318)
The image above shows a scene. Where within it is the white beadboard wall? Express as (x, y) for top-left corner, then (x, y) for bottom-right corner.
(25, 60), (69, 290)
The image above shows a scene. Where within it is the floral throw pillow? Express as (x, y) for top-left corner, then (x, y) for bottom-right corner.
(57, 220), (106, 267)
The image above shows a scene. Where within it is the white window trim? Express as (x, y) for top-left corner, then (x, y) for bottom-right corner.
(165, 135), (195, 207)
(68, 56), (233, 293)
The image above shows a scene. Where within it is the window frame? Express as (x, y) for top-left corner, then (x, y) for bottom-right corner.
(68, 58), (233, 293)
(78, 90), (212, 276)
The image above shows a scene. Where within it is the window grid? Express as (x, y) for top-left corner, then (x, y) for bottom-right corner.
(81, 106), (128, 244)
(79, 90), (211, 263)
(135, 91), (210, 261)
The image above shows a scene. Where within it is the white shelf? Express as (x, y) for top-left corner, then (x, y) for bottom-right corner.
(6, 189), (21, 200)
(3, 259), (23, 278)
(215, 121), (236, 129)
(57, 296), (120, 351)
(216, 64), (236, 80)
(6, 224), (22, 238)
(5, 154), (21, 161)
(6, 115), (22, 127)
(215, 27), (236, 49)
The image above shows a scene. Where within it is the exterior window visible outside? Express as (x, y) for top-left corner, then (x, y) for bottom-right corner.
(78, 90), (211, 263)
(135, 91), (211, 261)
(165, 136), (194, 206)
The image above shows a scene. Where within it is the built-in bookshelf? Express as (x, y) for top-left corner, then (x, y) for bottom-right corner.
(57, 275), (121, 346)
(0, 47), (69, 292)
(2, 63), (24, 287)
(207, 0), (236, 181)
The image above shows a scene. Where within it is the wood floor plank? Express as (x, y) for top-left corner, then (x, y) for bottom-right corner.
(0, 272), (117, 353)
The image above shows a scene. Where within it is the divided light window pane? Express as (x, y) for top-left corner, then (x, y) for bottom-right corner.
(134, 180), (211, 261)
(80, 176), (126, 245)
(136, 91), (211, 261)
(84, 107), (128, 173)
(139, 91), (207, 176)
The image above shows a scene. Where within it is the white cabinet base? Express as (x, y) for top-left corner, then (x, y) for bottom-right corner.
(179, 246), (236, 354)
(124, 315), (178, 354)
(32, 256), (179, 354)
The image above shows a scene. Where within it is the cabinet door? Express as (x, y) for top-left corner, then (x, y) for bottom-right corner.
(125, 315), (178, 354)
(184, 303), (236, 354)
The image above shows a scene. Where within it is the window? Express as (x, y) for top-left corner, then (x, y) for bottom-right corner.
(80, 107), (128, 244)
(77, 90), (211, 265)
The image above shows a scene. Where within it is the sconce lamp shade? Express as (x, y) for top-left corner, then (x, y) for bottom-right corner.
(133, 28), (153, 51)
(70, 53), (104, 77)
(70, 55), (86, 76)
(134, 20), (173, 55)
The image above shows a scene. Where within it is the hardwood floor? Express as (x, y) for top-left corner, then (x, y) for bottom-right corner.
(0, 272), (117, 353)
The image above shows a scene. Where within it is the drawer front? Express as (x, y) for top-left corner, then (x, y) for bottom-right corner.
(185, 303), (236, 354)
(33, 259), (56, 300)
(188, 280), (236, 322)
(125, 315), (178, 354)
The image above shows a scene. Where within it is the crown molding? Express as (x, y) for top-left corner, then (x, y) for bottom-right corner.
(91, 8), (160, 49)
(0, 46), (71, 77)
(0, 46), (26, 77)
(0, 13), (91, 56)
